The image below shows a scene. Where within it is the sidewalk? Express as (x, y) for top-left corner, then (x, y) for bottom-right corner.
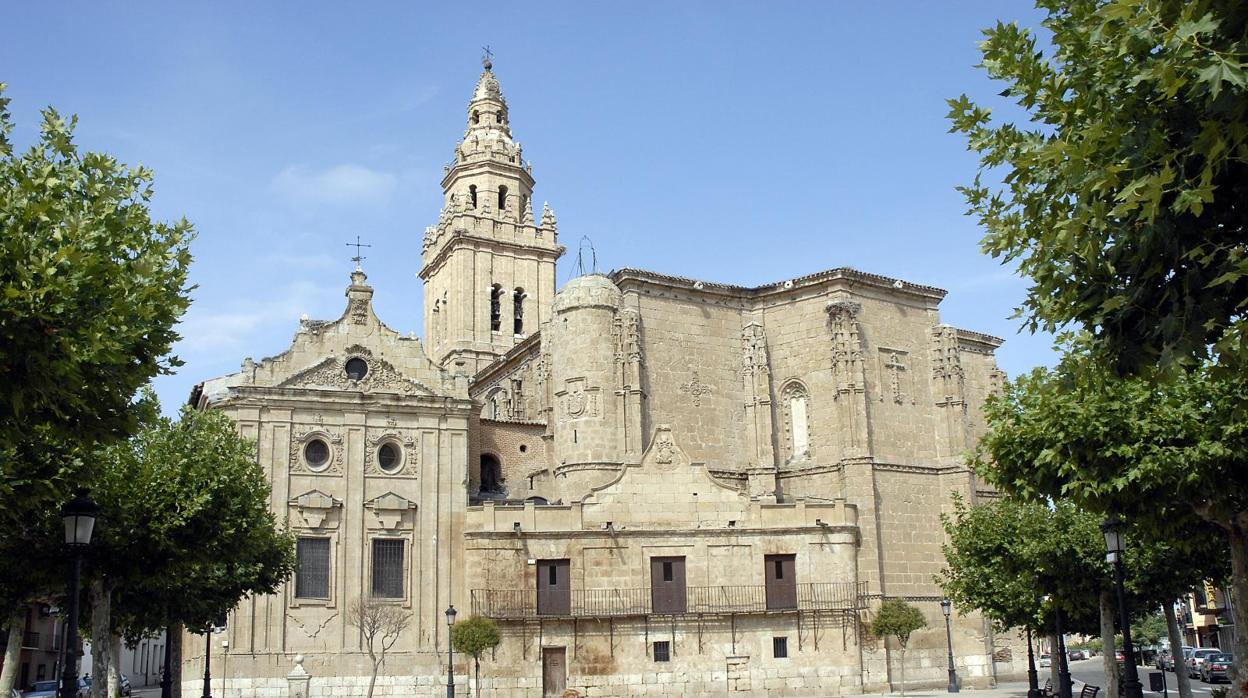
(843, 681), (1035, 698)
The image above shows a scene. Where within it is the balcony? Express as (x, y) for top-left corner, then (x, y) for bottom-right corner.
(22, 631), (39, 649)
(472, 581), (866, 620)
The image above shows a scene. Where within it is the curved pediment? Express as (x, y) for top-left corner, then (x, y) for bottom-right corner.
(278, 348), (435, 396)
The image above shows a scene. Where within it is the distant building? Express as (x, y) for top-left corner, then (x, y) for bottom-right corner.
(0, 602), (64, 692)
(185, 58), (1024, 696)
(1182, 582), (1237, 650)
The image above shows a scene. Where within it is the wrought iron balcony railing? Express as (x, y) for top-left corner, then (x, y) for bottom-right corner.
(471, 581), (866, 620)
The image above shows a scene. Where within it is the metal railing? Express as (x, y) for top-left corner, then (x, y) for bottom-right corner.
(22, 631), (39, 648)
(471, 581), (865, 619)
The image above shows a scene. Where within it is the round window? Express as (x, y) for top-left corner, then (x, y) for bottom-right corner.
(344, 357), (368, 381)
(377, 443), (401, 473)
(519, 444), (528, 454)
(304, 439), (330, 470)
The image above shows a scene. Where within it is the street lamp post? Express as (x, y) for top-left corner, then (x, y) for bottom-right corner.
(1102, 518), (1144, 698)
(1055, 605), (1073, 698)
(202, 628), (212, 698)
(445, 605), (457, 698)
(1026, 627), (1041, 698)
(59, 489), (99, 698)
(941, 599), (960, 693)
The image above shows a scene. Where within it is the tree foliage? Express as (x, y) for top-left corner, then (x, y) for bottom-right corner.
(97, 406), (296, 640)
(452, 616), (502, 698)
(872, 599), (928, 696)
(949, 0), (1248, 373)
(939, 495), (1107, 634)
(0, 84), (193, 495)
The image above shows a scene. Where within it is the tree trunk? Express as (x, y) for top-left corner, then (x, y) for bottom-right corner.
(1165, 600), (1193, 698)
(169, 626), (182, 698)
(1100, 591), (1119, 698)
(474, 656), (481, 698)
(107, 634), (121, 698)
(366, 659), (379, 698)
(1050, 632), (1061, 690)
(1226, 520), (1248, 698)
(0, 611), (23, 696)
(90, 580), (110, 698)
(899, 646), (907, 696)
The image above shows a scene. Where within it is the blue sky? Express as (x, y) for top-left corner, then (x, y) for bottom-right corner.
(2, 2), (1055, 412)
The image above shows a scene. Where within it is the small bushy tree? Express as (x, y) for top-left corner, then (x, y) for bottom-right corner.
(872, 599), (928, 695)
(452, 616), (502, 698)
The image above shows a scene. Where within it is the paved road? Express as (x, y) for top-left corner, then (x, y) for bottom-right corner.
(1063, 657), (1223, 697)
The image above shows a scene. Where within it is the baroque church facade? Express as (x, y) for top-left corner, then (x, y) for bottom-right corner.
(186, 60), (1025, 697)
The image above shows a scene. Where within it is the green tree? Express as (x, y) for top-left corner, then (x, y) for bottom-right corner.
(948, 0), (1248, 374)
(0, 83), (193, 511)
(452, 616), (502, 698)
(976, 347), (1245, 695)
(872, 599), (928, 696)
(1132, 612), (1168, 647)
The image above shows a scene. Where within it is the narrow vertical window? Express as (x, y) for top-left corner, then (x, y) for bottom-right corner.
(513, 288), (525, 334)
(653, 641), (671, 662)
(472, 110), (480, 124)
(469, 185), (478, 208)
(490, 284), (502, 332)
(498, 185), (508, 211)
(371, 539), (404, 599)
(773, 637), (789, 658)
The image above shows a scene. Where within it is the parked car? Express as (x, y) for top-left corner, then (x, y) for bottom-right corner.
(1200, 653), (1234, 683)
(1169, 646), (1195, 671)
(1188, 648), (1222, 678)
(1040, 653), (1052, 667)
(22, 679), (87, 698)
(1115, 650), (1125, 662)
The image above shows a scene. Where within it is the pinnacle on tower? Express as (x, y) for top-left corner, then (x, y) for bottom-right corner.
(541, 202), (557, 229)
(522, 197), (535, 225)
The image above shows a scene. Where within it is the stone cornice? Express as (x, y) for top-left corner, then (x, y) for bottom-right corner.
(420, 229), (564, 280)
(464, 524), (858, 541)
(610, 266), (948, 304)
(212, 386), (477, 414)
(872, 462), (969, 475)
(955, 327), (1005, 353)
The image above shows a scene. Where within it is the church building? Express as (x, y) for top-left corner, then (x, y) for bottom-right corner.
(187, 58), (1024, 697)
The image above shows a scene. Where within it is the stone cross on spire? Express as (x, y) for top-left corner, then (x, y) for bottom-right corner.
(481, 45), (493, 70)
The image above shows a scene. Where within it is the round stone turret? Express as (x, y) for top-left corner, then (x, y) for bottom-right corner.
(549, 275), (624, 497)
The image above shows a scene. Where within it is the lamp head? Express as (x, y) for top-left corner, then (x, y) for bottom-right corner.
(941, 598), (952, 617)
(445, 604), (457, 626)
(61, 488), (100, 547)
(1100, 518), (1125, 562)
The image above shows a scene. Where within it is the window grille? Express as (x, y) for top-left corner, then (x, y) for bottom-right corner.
(773, 636), (789, 658)
(295, 538), (330, 599)
(653, 640), (670, 662)
(372, 539), (405, 599)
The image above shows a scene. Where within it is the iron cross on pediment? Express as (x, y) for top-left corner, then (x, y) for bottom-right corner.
(346, 235), (371, 268)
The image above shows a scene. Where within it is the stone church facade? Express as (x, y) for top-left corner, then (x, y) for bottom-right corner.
(186, 60), (1025, 697)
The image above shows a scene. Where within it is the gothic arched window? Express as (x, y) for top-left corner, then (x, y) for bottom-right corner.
(513, 288), (525, 335)
(780, 381), (812, 463)
(472, 110), (480, 125)
(498, 185), (508, 211)
(489, 284), (503, 332)
(469, 185), (478, 209)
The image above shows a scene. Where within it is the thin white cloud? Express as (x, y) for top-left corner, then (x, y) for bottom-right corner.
(175, 280), (337, 356)
(271, 164), (399, 206)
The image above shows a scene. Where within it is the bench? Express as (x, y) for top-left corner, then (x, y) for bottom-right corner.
(1079, 684), (1101, 698)
(1043, 679), (1054, 697)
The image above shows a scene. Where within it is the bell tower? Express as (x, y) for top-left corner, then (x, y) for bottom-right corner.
(420, 55), (565, 374)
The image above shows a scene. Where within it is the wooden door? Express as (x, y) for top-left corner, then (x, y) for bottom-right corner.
(764, 554), (797, 610)
(650, 556), (687, 614)
(536, 559), (570, 615)
(542, 647), (566, 696)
